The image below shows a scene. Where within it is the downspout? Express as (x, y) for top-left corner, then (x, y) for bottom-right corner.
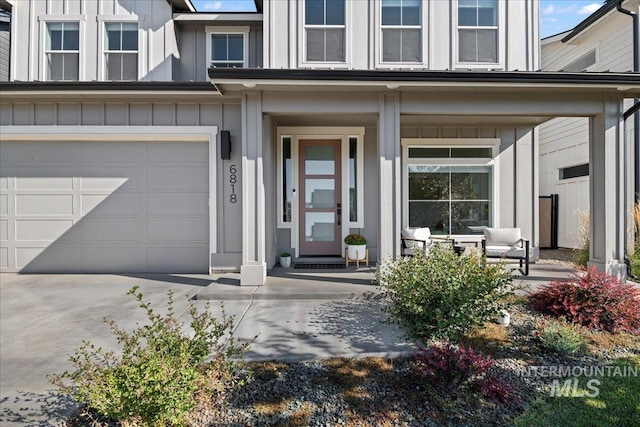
(615, 1), (639, 279)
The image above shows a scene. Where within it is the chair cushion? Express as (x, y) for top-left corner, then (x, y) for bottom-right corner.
(484, 227), (521, 246)
(485, 245), (526, 258)
(402, 227), (431, 249)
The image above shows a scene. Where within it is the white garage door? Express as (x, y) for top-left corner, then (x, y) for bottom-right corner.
(0, 140), (209, 273)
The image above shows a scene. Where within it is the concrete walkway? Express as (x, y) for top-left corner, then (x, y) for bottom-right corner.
(0, 263), (575, 426)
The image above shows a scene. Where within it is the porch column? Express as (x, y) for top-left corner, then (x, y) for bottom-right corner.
(589, 95), (626, 278)
(514, 128), (540, 261)
(378, 93), (401, 261)
(241, 92), (267, 285)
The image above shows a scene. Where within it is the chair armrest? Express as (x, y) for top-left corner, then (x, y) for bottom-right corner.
(401, 237), (427, 243)
(431, 236), (453, 243)
(401, 237), (426, 249)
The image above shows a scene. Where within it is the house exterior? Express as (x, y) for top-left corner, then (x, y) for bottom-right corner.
(0, 0), (638, 285)
(540, 0), (639, 249)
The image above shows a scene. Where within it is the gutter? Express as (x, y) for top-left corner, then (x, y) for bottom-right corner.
(208, 68), (640, 89)
(615, 1), (639, 280)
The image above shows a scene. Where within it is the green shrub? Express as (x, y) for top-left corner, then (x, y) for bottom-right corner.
(48, 287), (249, 426)
(534, 318), (586, 355)
(378, 244), (513, 341)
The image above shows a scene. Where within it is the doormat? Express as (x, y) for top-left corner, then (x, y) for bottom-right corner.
(293, 263), (346, 269)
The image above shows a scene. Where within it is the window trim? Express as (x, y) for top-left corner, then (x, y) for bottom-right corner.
(99, 19), (140, 81)
(401, 138), (500, 238)
(39, 15), (86, 81)
(375, 0), (428, 68)
(205, 26), (250, 69)
(452, 0), (505, 69)
(298, 0), (350, 68)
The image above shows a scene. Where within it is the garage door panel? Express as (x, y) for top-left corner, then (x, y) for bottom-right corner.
(81, 170), (144, 191)
(15, 177), (74, 190)
(148, 193), (208, 215)
(16, 220), (74, 241)
(17, 245), (84, 272)
(80, 218), (146, 241)
(83, 246), (146, 272)
(0, 142), (83, 163)
(81, 193), (146, 216)
(0, 194), (7, 215)
(0, 220), (7, 240)
(0, 247), (7, 269)
(148, 167), (208, 191)
(147, 247), (208, 273)
(16, 194), (74, 215)
(1, 140), (209, 273)
(82, 142), (146, 162)
(147, 218), (208, 242)
(147, 142), (208, 162)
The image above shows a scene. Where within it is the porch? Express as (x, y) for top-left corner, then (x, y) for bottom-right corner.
(199, 261), (577, 301)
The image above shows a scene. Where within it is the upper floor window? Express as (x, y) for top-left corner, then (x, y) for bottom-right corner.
(45, 22), (79, 80)
(211, 34), (245, 68)
(305, 0), (345, 62)
(458, 0), (497, 63)
(381, 0), (421, 63)
(104, 22), (138, 80)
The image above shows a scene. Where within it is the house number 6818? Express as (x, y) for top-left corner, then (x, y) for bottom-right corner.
(229, 164), (238, 203)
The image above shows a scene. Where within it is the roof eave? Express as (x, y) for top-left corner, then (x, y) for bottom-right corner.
(167, 0), (196, 13)
(561, 0), (624, 43)
(207, 69), (640, 95)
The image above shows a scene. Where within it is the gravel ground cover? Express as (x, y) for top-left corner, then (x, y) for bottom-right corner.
(68, 301), (639, 427)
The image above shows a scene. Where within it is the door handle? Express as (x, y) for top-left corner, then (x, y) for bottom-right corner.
(337, 203), (341, 226)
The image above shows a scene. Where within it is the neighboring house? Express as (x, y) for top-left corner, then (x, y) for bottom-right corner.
(0, 0), (638, 285)
(540, 0), (638, 249)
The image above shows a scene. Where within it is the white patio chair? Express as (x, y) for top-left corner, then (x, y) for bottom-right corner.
(401, 227), (454, 257)
(481, 227), (530, 275)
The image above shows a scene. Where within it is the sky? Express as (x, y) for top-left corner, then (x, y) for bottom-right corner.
(191, 0), (606, 39)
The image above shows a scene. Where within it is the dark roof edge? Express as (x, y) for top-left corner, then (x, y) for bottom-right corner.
(208, 68), (640, 85)
(561, 0), (624, 43)
(0, 81), (217, 91)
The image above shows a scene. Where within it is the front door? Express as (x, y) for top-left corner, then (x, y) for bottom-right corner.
(299, 139), (342, 256)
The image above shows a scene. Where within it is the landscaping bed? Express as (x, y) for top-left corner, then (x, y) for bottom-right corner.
(67, 300), (639, 427)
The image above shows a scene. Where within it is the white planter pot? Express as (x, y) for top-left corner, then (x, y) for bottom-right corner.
(347, 244), (367, 260)
(280, 256), (291, 268)
(496, 310), (510, 326)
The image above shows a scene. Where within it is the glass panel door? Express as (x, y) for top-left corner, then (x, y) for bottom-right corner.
(299, 140), (342, 255)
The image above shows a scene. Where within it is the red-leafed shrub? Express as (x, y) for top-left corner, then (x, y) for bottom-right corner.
(531, 268), (640, 335)
(414, 343), (516, 403)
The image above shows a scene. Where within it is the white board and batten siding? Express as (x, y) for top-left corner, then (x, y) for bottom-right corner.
(10, 0), (176, 82)
(0, 126), (218, 274)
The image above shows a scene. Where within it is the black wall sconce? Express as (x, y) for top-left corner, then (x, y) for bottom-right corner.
(220, 130), (231, 160)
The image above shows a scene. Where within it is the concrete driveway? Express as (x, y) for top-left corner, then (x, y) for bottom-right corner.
(0, 271), (413, 426)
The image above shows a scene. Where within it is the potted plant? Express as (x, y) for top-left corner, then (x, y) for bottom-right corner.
(279, 251), (292, 268)
(344, 234), (367, 260)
